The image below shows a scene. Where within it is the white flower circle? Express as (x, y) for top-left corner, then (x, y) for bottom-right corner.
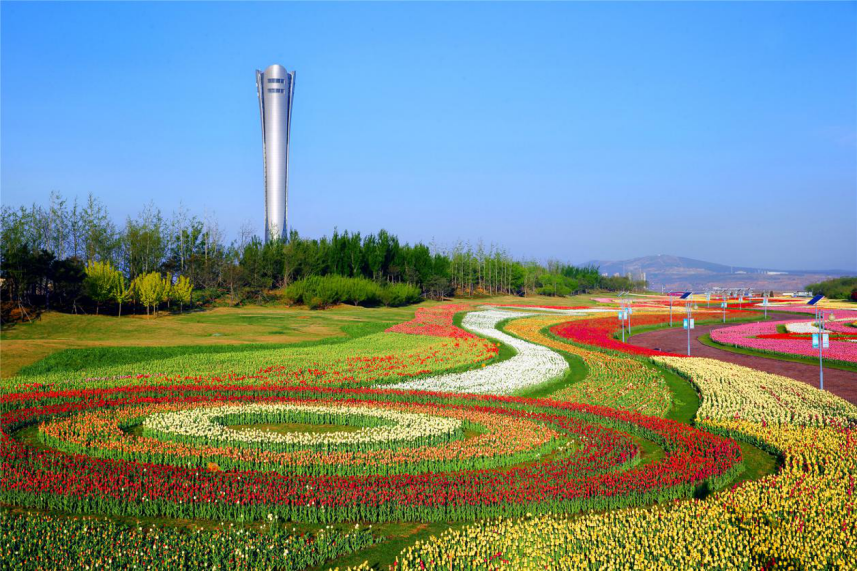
(142, 402), (464, 450)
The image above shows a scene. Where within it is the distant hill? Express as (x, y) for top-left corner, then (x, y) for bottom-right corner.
(587, 254), (855, 292)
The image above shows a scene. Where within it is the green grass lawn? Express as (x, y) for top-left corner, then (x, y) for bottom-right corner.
(0, 305), (417, 378)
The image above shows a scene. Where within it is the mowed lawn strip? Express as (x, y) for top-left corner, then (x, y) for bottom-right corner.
(1, 304), (422, 378)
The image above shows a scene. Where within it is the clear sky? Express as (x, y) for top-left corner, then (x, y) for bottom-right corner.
(2, 2), (855, 270)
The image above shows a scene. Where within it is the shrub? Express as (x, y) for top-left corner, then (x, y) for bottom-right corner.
(284, 276), (382, 308)
(284, 276), (419, 309)
(381, 283), (422, 307)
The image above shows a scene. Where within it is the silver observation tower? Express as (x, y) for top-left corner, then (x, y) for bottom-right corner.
(255, 64), (296, 241)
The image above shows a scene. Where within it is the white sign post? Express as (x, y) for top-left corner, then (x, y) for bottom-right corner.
(683, 302), (695, 356)
(813, 309), (828, 391)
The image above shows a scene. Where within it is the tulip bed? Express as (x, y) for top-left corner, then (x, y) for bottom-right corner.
(2, 383), (742, 525)
(394, 335), (857, 570)
(550, 310), (744, 357)
(1, 511), (381, 570)
(385, 303), (475, 338)
(395, 310), (569, 394)
(37, 398), (563, 476)
(785, 319), (857, 335)
(652, 356), (857, 427)
(503, 314), (672, 417)
(140, 402), (465, 451)
(711, 319), (857, 364)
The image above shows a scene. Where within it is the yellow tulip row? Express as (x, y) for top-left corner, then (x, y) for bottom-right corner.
(652, 356), (857, 427)
(391, 344), (856, 569)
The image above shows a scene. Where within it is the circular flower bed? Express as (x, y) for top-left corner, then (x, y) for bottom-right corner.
(2, 385), (742, 523)
(38, 399), (562, 476)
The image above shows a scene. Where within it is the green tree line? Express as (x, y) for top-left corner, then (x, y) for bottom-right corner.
(805, 276), (857, 301)
(1, 192), (645, 320)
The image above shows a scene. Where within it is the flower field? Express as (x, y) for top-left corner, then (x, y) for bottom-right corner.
(785, 319), (857, 335)
(550, 308), (746, 357)
(503, 314), (672, 417)
(394, 310), (569, 394)
(385, 304), (476, 338)
(711, 319), (857, 364)
(1, 384), (741, 524)
(2, 301), (854, 569)
(1, 511), (381, 569)
(394, 313), (857, 570)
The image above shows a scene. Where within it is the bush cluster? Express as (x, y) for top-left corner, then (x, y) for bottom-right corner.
(283, 276), (421, 309)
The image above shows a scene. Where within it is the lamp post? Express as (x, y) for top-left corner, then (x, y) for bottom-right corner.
(669, 295), (673, 327)
(618, 307), (626, 343)
(721, 295), (727, 323)
(626, 305), (632, 335)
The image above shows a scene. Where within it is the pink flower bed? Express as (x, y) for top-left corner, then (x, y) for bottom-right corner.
(385, 304), (476, 338)
(710, 320), (857, 364)
(766, 306), (857, 318)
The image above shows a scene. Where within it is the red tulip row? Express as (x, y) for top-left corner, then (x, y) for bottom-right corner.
(385, 304), (476, 338)
(551, 310), (749, 357)
(1, 385), (742, 523)
(491, 305), (590, 311)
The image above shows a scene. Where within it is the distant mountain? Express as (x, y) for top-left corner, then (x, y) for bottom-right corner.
(587, 255), (855, 292)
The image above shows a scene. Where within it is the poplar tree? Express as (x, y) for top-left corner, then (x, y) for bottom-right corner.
(134, 272), (166, 317)
(111, 273), (132, 317)
(172, 275), (193, 313)
(84, 260), (119, 315)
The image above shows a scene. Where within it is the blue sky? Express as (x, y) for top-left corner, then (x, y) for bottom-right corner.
(2, 2), (855, 270)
